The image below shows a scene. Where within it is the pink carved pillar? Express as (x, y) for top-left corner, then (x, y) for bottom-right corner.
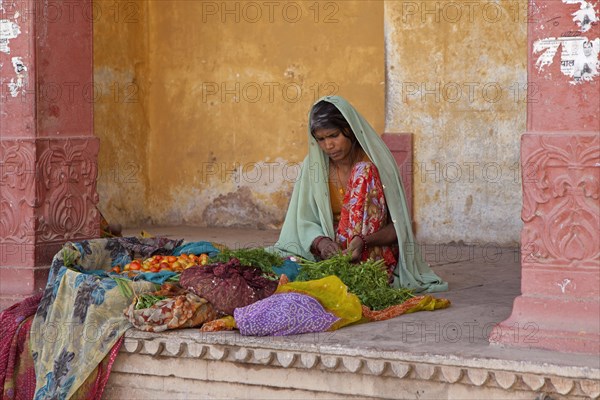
(490, 0), (600, 353)
(382, 133), (413, 221)
(0, 0), (99, 309)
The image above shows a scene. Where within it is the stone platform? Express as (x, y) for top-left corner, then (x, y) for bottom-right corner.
(104, 227), (600, 399)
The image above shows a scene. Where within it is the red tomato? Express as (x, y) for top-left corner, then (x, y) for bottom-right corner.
(129, 261), (141, 271)
(159, 262), (170, 270)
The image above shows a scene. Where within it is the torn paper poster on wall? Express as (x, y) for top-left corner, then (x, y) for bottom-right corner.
(533, 0), (599, 84)
(534, 37), (600, 83)
(0, 19), (21, 54)
(534, 38), (562, 70)
(563, 0), (599, 32)
(8, 56), (27, 97)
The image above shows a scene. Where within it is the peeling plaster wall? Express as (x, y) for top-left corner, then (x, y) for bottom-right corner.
(385, 0), (527, 245)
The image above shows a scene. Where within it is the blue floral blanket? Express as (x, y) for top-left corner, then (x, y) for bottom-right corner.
(30, 237), (182, 400)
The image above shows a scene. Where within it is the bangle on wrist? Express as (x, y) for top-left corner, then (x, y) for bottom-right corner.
(351, 233), (368, 254)
(311, 236), (328, 256)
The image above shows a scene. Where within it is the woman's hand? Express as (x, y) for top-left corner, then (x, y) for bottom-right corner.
(311, 236), (341, 260)
(344, 235), (365, 262)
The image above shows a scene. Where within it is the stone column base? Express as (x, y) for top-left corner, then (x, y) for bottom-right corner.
(490, 132), (600, 354)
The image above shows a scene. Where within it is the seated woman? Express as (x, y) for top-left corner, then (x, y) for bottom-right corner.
(274, 95), (447, 293)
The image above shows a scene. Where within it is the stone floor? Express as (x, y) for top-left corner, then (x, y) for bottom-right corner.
(108, 226), (600, 399)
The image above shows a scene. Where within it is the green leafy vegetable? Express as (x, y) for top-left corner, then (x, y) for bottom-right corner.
(61, 247), (79, 268)
(296, 254), (413, 310)
(135, 294), (167, 310)
(114, 277), (134, 300)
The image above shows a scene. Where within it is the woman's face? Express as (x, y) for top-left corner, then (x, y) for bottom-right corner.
(314, 128), (354, 163)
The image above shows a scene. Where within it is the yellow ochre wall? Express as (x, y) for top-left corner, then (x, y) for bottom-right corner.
(95, 0), (385, 230)
(94, 1), (527, 245)
(385, 1), (527, 244)
(94, 0), (151, 225)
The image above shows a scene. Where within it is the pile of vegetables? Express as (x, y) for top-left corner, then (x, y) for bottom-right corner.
(115, 253), (209, 274)
(296, 255), (414, 310)
(112, 246), (413, 312)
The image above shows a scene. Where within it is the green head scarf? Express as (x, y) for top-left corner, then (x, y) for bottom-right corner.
(274, 95), (448, 293)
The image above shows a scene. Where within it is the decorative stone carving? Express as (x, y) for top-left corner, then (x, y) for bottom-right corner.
(164, 340), (184, 356)
(143, 340), (164, 356)
(0, 0), (97, 310)
(342, 357), (363, 373)
(300, 353), (317, 369)
(580, 379), (600, 399)
(440, 366), (463, 383)
(522, 374), (546, 391)
(492, 132), (600, 353)
(36, 138), (100, 242)
(117, 336), (600, 399)
(123, 338), (142, 354)
(208, 345), (229, 361)
(234, 347), (250, 362)
(0, 140), (36, 243)
(276, 352), (296, 368)
(414, 363), (436, 380)
(321, 355), (339, 369)
(521, 134), (600, 266)
(551, 377), (575, 395)
(187, 343), (206, 358)
(467, 369), (489, 386)
(365, 359), (386, 375)
(495, 371), (517, 389)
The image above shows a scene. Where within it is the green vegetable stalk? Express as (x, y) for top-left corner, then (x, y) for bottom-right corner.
(135, 294), (167, 310)
(296, 254), (413, 310)
(114, 277), (134, 300)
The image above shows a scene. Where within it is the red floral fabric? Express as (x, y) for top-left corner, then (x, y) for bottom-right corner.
(125, 291), (217, 332)
(0, 294), (41, 399)
(336, 161), (398, 278)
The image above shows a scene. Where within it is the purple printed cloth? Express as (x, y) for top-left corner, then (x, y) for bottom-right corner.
(234, 292), (340, 336)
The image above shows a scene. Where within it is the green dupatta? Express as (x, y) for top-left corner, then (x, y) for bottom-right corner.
(274, 96), (448, 293)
